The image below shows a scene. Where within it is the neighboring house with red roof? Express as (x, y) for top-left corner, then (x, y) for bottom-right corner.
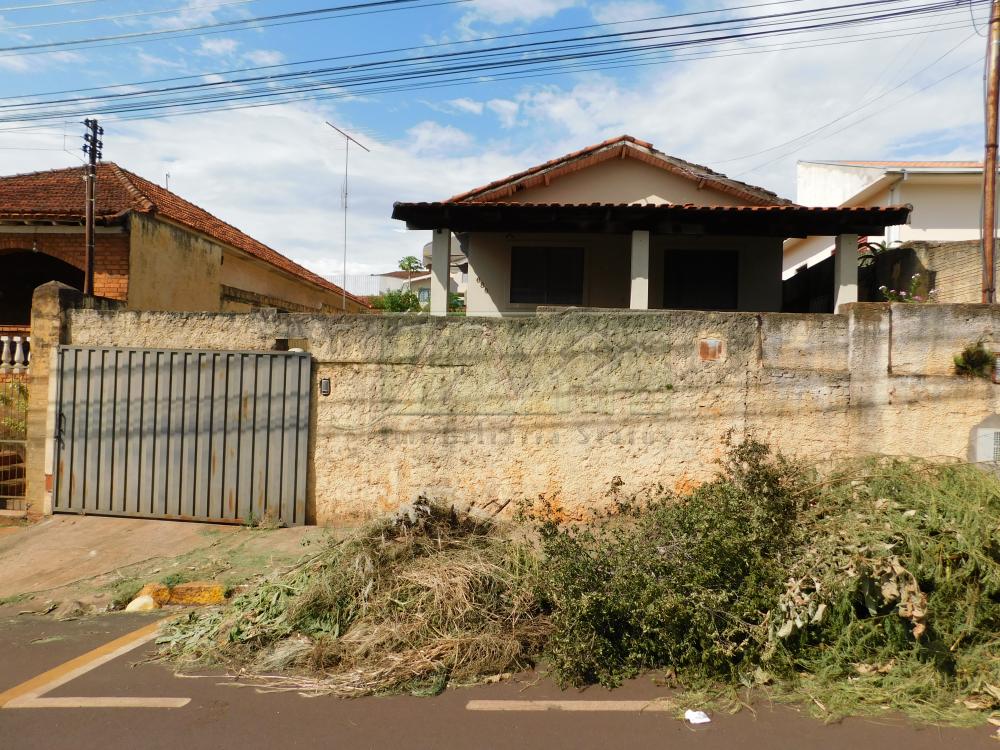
(784, 160), (983, 281)
(392, 135), (910, 317)
(0, 163), (368, 326)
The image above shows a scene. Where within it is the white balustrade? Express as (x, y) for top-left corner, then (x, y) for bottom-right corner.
(0, 334), (30, 372)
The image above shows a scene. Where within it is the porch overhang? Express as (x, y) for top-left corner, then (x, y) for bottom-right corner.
(391, 202), (911, 238)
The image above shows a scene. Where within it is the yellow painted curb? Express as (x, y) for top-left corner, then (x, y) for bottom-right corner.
(167, 582), (226, 606)
(137, 583), (170, 606)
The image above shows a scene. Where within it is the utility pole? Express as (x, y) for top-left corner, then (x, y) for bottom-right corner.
(983, 0), (1000, 303)
(82, 118), (103, 297)
(325, 122), (370, 311)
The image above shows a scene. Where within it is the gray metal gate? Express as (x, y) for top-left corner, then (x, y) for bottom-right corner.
(53, 346), (311, 526)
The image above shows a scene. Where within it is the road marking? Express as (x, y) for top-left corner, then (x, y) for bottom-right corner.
(0, 618), (190, 710)
(466, 700), (675, 712)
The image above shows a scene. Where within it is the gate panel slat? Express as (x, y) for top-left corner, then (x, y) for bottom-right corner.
(180, 353), (199, 519)
(223, 354), (241, 522)
(252, 355), (271, 523)
(294, 357), (310, 525)
(122, 352), (143, 513)
(209, 354), (227, 520)
(144, 352), (170, 516)
(280, 358), (297, 525)
(192, 354), (212, 520)
(52, 346), (310, 525)
(55, 348), (77, 511)
(266, 356), (284, 524)
(166, 352), (185, 518)
(237, 354), (256, 524)
(111, 349), (129, 514)
(97, 350), (116, 512)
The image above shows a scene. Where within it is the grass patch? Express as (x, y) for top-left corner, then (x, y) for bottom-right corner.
(159, 572), (191, 588)
(106, 578), (143, 610)
(0, 592), (31, 606)
(157, 439), (1000, 726)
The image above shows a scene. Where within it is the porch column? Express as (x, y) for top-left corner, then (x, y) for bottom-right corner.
(430, 228), (450, 317)
(833, 233), (859, 311)
(630, 230), (650, 310)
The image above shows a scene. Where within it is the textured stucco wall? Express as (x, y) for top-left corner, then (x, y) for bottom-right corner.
(128, 213), (222, 312)
(50, 303), (1000, 525)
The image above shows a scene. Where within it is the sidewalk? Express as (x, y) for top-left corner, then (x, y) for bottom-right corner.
(0, 515), (334, 607)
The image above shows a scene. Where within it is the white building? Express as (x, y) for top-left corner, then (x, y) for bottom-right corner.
(783, 160), (983, 279)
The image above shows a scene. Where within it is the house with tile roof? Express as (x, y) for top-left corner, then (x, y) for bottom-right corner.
(783, 160), (983, 280)
(0, 163), (368, 327)
(392, 135), (910, 317)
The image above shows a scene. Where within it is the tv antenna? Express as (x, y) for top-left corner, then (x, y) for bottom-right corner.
(325, 121), (370, 310)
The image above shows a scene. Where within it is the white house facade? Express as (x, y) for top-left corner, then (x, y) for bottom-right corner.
(783, 160), (982, 279)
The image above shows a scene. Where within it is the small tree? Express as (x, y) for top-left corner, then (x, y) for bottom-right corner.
(398, 255), (424, 288)
(369, 289), (422, 313)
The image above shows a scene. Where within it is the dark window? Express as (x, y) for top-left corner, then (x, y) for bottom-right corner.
(510, 246), (584, 305)
(663, 250), (739, 311)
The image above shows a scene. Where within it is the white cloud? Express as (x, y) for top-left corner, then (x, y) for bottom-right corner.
(590, 0), (665, 26)
(505, 25), (982, 198)
(244, 49), (285, 67)
(487, 98), (519, 128)
(406, 120), (475, 156)
(0, 55), (29, 72)
(199, 38), (239, 56)
(0, 105), (527, 277)
(447, 97), (485, 115)
(455, 0), (579, 36)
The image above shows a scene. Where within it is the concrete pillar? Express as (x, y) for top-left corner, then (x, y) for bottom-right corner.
(430, 228), (450, 317)
(25, 282), (81, 516)
(833, 233), (859, 311)
(629, 230), (650, 310)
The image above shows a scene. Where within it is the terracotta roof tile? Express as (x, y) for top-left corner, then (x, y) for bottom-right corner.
(0, 163), (368, 308)
(446, 135), (792, 206)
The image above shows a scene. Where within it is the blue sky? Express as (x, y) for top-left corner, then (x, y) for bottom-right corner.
(0, 0), (990, 279)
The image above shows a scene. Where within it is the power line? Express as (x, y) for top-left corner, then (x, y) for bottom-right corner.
(0, 0), (470, 56)
(0, 0), (107, 11)
(0, 16), (975, 129)
(0, 0), (833, 95)
(0, 0), (263, 32)
(0, 0), (977, 121)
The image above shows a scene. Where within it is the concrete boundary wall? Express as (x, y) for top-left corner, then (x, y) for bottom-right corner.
(25, 284), (1000, 524)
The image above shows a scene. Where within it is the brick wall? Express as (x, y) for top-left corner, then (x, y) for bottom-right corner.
(0, 231), (130, 301)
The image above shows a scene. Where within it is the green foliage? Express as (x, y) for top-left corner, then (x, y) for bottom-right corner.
(159, 572), (191, 588)
(448, 292), (465, 312)
(775, 457), (1000, 723)
(159, 439), (1000, 724)
(107, 578), (143, 610)
(536, 435), (806, 688)
(954, 341), (994, 379)
(0, 381), (28, 440)
(858, 240), (897, 268)
(368, 289), (422, 313)
(879, 272), (937, 303)
(398, 255), (424, 273)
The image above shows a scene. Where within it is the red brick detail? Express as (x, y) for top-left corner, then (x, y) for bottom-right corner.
(0, 233), (129, 301)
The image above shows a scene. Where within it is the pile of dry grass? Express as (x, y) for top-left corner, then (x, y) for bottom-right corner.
(158, 501), (547, 696)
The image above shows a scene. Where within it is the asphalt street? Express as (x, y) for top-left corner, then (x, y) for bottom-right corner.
(0, 607), (996, 750)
